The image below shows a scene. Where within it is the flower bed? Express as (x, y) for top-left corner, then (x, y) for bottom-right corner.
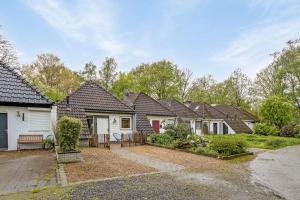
(148, 126), (252, 160)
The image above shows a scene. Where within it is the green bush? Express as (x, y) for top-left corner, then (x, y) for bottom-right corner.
(254, 123), (279, 136)
(209, 137), (246, 156)
(57, 116), (82, 152)
(149, 133), (173, 147)
(172, 138), (192, 149)
(186, 134), (208, 148)
(295, 124), (300, 137)
(164, 123), (192, 139)
(191, 146), (218, 157)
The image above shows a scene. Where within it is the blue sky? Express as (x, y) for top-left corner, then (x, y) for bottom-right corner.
(1, 0), (300, 80)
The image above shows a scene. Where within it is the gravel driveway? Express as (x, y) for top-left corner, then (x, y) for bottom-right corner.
(250, 145), (300, 200)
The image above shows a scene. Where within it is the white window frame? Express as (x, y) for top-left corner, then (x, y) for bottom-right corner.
(28, 111), (51, 132)
(120, 117), (132, 130)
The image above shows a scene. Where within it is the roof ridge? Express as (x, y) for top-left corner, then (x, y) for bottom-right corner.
(1, 62), (52, 104)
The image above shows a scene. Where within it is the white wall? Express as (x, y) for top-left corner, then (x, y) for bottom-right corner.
(243, 120), (255, 131)
(87, 112), (135, 141)
(202, 119), (235, 135)
(147, 115), (176, 133)
(0, 106), (53, 150)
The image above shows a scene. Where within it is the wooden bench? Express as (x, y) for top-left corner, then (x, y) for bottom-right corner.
(17, 134), (44, 150)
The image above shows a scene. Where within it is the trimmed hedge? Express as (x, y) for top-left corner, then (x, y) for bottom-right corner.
(149, 133), (173, 147)
(57, 116), (82, 152)
(209, 137), (246, 156)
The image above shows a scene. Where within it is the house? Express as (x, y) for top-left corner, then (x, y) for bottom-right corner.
(186, 102), (253, 135)
(123, 92), (176, 134)
(57, 81), (136, 143)
(212, 104), (256, 131)
(0, 62), (53, 150)
(159, 99), (202, 134)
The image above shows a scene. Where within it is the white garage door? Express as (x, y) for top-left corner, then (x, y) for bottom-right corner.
(29, 111), (51, 131)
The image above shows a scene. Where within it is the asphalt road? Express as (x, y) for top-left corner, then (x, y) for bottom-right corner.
(250, 145), (300, 200)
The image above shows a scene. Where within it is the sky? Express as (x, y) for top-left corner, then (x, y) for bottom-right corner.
(1, 0), (300, 81)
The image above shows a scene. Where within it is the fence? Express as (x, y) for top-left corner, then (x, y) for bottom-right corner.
(121, 132), (147, 147)
(89, 134), (110, 149)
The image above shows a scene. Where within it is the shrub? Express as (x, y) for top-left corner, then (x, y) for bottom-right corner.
(57, 116), (82, 152)
(191, 147), (218, 157)
(254, 123), (279, 136)
(209, 137), (246, 156)
(280, 124), (296, 137)
(186, 134), (208, 148)
(295, 124), (300, 137)
(149, 133), (173, 147)
(164, 123), (191, 139)
(172, 138), (192, 149)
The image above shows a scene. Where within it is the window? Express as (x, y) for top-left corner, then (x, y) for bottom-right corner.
(213, 123), (218, 134)
(121, 117), (131, 129)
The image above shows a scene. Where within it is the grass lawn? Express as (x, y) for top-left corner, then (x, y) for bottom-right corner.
(206, 134), (300, 150)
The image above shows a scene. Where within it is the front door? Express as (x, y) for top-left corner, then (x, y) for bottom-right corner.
(97, 117), (109, 141)
(213, 123), (218, 134)
(195, 121), (202, 135)
(0, 113), (8, 149)
(152, 120), (160, 133)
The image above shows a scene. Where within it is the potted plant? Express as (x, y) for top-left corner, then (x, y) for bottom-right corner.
(56, 116), (83, 163)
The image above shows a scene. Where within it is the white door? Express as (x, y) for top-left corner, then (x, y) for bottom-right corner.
(195, 121), (202, 135)
(97, 117), (109, 142)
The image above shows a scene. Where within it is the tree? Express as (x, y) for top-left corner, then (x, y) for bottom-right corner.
(21, 53), (82, 101)
(99, 57), (118, 90)
(130, 60), (184, 100)
(0, 27), (19, 68)
(81, 61), (97, 81)
(259, 96), (295, 128)
(111, 72), (136, 99)
(226, 68), (252, 109)
(188, 75), (216, 103)
(178, 68), (193, 102)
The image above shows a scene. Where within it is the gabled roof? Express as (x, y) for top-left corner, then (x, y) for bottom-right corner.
(186, 102), (252, 133)
(123, 92), (176, 134)
(159, 99), (199, 119)
(213, 104), (256, 121)
(57, 81), (135, 136)
(58, 81), (135, 114)
(185, 102), (224, 119)
(123, 92), (176, 117)
(0, 62), (52, 107)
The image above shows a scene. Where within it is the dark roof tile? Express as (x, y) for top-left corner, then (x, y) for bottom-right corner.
(0, 62), (52, 106)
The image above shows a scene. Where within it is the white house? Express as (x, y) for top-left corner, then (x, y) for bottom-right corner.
(0, 62), (54, 150)
(123, 92), (176, 134)
(57, 81), (136, 143)
(185, 102), (254, 135)
(159, 99), (202, 134)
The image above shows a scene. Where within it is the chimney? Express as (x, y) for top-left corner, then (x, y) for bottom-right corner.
(124, 88), (129, 97)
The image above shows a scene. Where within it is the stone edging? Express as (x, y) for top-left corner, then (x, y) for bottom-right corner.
(56, 164), (68, 187)
(146, 143), (253, 160)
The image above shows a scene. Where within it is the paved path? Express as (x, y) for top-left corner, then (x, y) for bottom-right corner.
(0, 151), (57, 194)
(250, 145), (300, 200)
(111, 146), (184, 172)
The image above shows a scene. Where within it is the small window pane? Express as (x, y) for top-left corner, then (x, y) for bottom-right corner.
(121, 118), (130, 129)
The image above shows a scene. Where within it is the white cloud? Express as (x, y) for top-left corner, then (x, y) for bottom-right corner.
(25, 0), (148, 62)
(212, 1), (300, 78)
